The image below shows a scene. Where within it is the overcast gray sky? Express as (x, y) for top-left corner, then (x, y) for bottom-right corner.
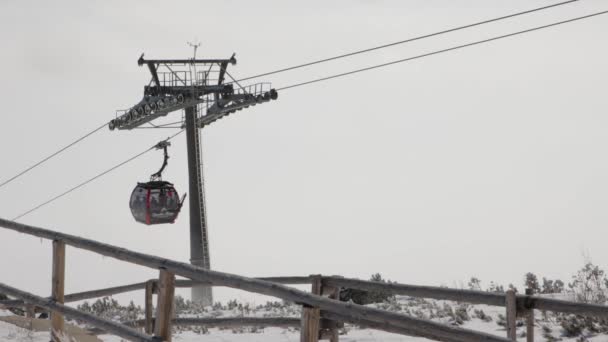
(1, 0), (607, 305)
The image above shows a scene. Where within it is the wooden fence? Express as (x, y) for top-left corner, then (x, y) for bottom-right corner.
(1, 217), (607, 342)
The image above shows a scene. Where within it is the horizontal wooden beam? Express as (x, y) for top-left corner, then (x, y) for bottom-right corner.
(321, 310), (416, 338)
(323, 276), (505, 306)
(66, 282), (149, 302)
(0, 218), (509, 342)
(325, 276), (608, 319)
(0, 299), (23, 307)
(174, 276), (312, 287)
(126, 317), (301, 328)
(1, 277), (310, 308)
(0, 282), (150, 309)
(519, 296), (608, 318)
(0, 282), (158, 342)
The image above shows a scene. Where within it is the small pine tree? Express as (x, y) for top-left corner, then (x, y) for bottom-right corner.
(541, 277), (555, 294)
(524, 272), (540, 294)
(487, 281), (505, 293)
(568, 262), (608, 304)
(468, 277), (482, 291)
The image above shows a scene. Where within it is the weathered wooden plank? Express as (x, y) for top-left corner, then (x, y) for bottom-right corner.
(520, 296), (608, 318)
(506, 290), (517, 341)
(323, 276), (506, 306)
(0, 282), (157, 342)
(526, 309), (534, 342)
(525, 289), (534, 342)
(173, 276), (313, 288)
(0, 218), (511, 342)
(144, 280), (155, 334)
(301, 306), (321, 342)
(322, 279), (341, 342)
(126, 317), (301, 328)
(301, 275), (322, 342)
(65, 282), (148, 302)
(26, 304), (35, 318)
(321, 310), (417, 338)
(154, 269), (175, 342)
(51, 240), (66, 342)
(0, 282), (148, 308)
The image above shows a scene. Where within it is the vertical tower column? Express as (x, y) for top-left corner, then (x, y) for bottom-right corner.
(185, 105), (212, 305)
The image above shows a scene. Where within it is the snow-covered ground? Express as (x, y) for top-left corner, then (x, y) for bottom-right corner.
(3, 296), (608, 342)
(0, 319), (54, 342)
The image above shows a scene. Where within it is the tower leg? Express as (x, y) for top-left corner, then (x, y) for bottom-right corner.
(185, 106), (213, 306)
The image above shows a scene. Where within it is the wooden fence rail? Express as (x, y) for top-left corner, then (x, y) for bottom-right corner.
(322, 276), (608, 318)
(0, 282), (158, 342)
(7, 218), (608, 341)
(0, 217), (511, 342)
(126, 317), (302, 328)
(324, 276), (505, 306)
(0, 277), (313, 309)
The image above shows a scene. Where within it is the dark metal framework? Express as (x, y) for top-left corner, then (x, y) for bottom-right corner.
(109, 54), (278, 131)
(110, 53), (278, 305)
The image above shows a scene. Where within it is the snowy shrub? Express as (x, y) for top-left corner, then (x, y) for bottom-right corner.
(541, 324), (561, 342)
(339, 273), (395, 305)
(76, 297), (142, 323)
(496, 313), (506, 327)
(487, 281), (505, 293)
(473, 309), (492, 322)
(560, 314), (585, 337)
(468, 277), (482, 291)
(451, 304), (471, 326)
(524, 273), (541, 294)
(542, 278), (565, 294)
(568, 262), (608, 304)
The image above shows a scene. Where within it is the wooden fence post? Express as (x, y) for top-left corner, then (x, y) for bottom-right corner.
(154, 269), (175, 342)
(144, 280), (155, 334)
(506, 289), (517, 341)
(301, 275), (322, 342)
(26, 304), (35, 318)
(318, 276), (341, 342)
(525, 288), (534, 342)
(51, 240), (66, 342)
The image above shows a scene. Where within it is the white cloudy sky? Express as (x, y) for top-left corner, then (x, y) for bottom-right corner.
(0, 0), (607, 305)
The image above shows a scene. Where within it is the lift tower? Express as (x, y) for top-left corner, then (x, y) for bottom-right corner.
(109, 54), (278, 305)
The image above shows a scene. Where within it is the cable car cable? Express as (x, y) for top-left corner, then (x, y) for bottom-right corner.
(12, 130), (185, 221)
(0, 0), (580, 192)
(276, 9), (608, 91)
(0, 121), (109, 191)
(233, 0), (579, 83)
(9, 7), (606, 221)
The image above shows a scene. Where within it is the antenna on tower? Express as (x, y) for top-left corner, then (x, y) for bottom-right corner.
(187, 40), (202, 60)
(187, 40), (202, 86)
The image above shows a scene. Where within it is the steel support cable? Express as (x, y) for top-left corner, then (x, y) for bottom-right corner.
(12, 130), (185, 221)
(232, 0), (579, 83)
(277, 10), (608, 91)
(0, 121), (109, 190)
(0, 1), (579, 191)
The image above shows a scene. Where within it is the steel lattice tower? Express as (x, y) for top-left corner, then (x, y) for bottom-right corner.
(110, 53), (278, 304)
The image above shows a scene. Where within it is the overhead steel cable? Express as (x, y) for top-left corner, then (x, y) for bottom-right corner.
(0, 0), (579, 192)
(12, 130), (185, 221)
(0, 121), (109, 190)
(277, 9), (608, 91)
(233, 0), (579, 83)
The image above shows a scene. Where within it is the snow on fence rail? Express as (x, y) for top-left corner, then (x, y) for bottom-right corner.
(124, 317), (302, 328)
(16, 217), (608, 342)
(0, 217), (513, 342)
(0, 282), (158, 342)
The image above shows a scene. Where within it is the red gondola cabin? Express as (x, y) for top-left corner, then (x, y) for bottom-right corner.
(130, 181), (183, 225)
